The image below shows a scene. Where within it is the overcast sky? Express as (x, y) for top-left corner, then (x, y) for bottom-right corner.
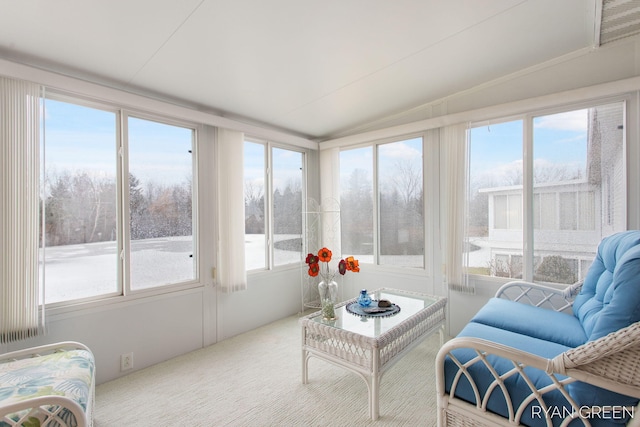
(469, 109), (589, 184)
(44, 99), (193, 189)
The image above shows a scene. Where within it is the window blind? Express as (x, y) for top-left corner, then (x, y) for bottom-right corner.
(442, 123), (472, 294)
(217, 128), (247, 292)
(0, 76), (44, 343)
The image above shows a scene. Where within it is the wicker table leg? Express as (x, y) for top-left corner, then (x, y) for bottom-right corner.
(371, 348), (380, 420)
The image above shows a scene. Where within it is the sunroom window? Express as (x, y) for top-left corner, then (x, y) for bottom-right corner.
(244, 139), (304, 270)
(42, 99), (119, 303)
(466, 101), (626, 284)
(340, 136), (424, 268)
(41, 97), (198, 304)
(126, 115), (196, 290)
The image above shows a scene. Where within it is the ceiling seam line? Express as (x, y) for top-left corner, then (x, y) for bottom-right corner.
(280, 0), (529, 118)
(124, 0), (207, 88)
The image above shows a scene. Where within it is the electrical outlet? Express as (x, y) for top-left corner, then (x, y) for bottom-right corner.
(120, 352), (133, 371)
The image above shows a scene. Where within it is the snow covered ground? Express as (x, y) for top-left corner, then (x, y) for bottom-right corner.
(43, 235), (302, 303)
(42, 234), (496, 304)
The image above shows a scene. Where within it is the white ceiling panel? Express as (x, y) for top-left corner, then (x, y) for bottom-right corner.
(278, 0), (595, 136)
(0, 0), (599, 139)
(0, 0), (204, 85)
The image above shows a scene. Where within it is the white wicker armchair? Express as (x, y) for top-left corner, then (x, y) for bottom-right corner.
(436, 280), (640, 427)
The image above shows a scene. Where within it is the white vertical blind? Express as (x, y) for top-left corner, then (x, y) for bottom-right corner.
(442, 123), (472, 293)
(0, 76), (44, 343)
(318, 147), (341, 252)
(217, 128), (247, 292)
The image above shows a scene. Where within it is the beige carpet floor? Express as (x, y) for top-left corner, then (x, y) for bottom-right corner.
(94, 312), (441, 426)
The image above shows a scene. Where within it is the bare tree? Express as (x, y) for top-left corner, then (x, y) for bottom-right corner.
(244, 181), (264, 207)
(244, 181), (265, 234)
(533, 161), (583, 183)
(44, 171), (116, 246)
(341, 168), (373, 254)
(390, 160), (422, 206)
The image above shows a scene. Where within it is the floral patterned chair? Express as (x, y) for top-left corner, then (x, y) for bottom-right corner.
(0, 342), (95, 427)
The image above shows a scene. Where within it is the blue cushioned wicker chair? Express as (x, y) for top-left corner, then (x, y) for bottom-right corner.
(436, 230), (640, 427)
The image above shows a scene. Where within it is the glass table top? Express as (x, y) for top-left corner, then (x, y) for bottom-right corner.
(308, 288), (441, 338)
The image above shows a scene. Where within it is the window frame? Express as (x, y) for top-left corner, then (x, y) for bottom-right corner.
(42, 92), (203, 310)
(244, 137), (307, 273)
(339, 132), (431, 273)
(467, 97), (628, 283)
(121, 109), (200, 296)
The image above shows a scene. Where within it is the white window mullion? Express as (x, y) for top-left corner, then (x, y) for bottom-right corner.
(191, 128), (199, 282)
(266, 146), (273, 269)
(119, 111), (130, 296)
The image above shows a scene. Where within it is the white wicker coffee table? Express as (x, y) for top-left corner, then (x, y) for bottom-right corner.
(300, 288), (447, 420)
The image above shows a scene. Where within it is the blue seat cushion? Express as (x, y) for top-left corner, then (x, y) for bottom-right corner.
(445, 322), (636, 426)
(470, 298), (587, 348)
(445, 322), (572, 426)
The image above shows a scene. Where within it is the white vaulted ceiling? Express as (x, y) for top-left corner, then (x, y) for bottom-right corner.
(0, 0), (604, 140)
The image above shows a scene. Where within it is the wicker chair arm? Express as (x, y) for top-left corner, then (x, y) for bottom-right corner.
(495, 280), (581, 313)
(549, 322), (640, 397)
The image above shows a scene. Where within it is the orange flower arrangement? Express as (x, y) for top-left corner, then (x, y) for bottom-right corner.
(305, 247), (359, 281)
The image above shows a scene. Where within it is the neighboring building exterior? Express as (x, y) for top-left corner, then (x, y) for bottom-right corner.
(476, 103), (625, 283)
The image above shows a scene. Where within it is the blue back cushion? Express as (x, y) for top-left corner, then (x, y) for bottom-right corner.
(573, 230), (640, 340)
(470, 298), (587, 347)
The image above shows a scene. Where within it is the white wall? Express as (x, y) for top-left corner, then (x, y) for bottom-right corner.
(1, 272), (302, 385)
(218, 268), (303, 340)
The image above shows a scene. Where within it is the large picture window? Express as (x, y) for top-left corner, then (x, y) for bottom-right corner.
(41, 97), (198, 304)
(466, 102), (625, 284)
(340, 136), (424, 268)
